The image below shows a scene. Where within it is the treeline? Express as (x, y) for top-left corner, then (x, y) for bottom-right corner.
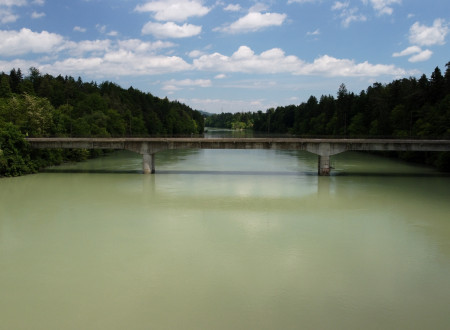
(205, 112), (254, 130)
(207, 63), (450, 138)
(206, 63), (450, 170)
(0, 68), (204, 177)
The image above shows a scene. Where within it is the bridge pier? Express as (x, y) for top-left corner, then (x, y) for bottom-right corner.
(143, 153), (155, 174)
(318, 155), (331, 176)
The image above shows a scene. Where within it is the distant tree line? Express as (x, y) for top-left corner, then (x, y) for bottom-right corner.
(206, 62), (450, 170)
(0, 68), (204, 177)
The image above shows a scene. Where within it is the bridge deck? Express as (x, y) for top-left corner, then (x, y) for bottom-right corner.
(26, 137), (450, 175)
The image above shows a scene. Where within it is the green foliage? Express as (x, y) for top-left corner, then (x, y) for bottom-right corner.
(0, 68), (205, 176)
(0, 122), (35, 177)
(205, 112), (254, 130)
(205, 62), (450, 170)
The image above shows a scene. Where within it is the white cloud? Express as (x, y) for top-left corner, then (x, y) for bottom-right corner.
(0, 27), (188, 77)
(141, 21), (202, 38)
(0, 28), (66, 56)
(118, 39), (175, 53)
(301, 55), (406, 76)
(184, 97), (270, 113)
(307, 29), (320, 36)
(215, 12), (287, 34)
(249, 3), (269, 13)
(188, 49), (205, 58)
(409, 19), (449, 46)
(215, 74), (226, 79)
(194, 46), (300, 73)
(332, 1), (349, 11)
(162, 78), (211, 91)
(66, 39), (112, 56)
(194, 45), (407, 77)
(332, 2), (366, 27)
(288, 0), (320, 4)
(135, 0), (210, 22)
(392, 45), (422, 57)
(96, 24), (118, 36)
(224, 4), (241, 12)
(393, 19), (447, 63)
(408, 49), (433, 63)
(0, 0), (27, 6)
(32, 0), (45, 5)
(31, 11), (45, 19)
(0, 8), (18, 23)
(42, 52), (191, 78)
(364, 0), (401, 16)
(73, 26), (87, 33)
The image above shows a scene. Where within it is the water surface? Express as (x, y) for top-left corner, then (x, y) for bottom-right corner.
(1, 141), (450, 329)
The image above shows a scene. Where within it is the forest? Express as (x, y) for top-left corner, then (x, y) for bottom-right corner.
(206, 62), (450, 171)
(0, 68), (204, 177)
(2, 62), (450, 177)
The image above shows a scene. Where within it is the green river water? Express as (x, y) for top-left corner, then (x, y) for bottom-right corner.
(1, 130), (450, 329)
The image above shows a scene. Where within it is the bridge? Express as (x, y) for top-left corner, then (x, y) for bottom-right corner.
(26, 137), (450, 175)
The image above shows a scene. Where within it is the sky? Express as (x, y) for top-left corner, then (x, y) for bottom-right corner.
(0, 0), (449, 113)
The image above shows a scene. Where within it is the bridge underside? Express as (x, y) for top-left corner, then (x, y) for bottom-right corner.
(26, 138), (450, 176)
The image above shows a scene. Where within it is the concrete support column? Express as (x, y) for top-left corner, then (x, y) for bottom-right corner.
(143, 153), (155, 174)
(318, 155), (331, 176)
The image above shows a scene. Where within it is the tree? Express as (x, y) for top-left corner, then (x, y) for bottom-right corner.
(0, 74), (12, 98)
(429, 66), (445, 104)
(9, 68), (23, 94)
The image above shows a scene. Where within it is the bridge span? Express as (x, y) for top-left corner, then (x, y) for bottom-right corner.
(26, 137), (450, 175)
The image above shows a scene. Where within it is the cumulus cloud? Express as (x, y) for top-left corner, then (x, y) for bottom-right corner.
(392, 45), (422, 57)
(42, 52), (191, 78)
(394, 19), (448, 62)
(224, 4), (241, 12)
(408, 49), (433, 63)
(194, 45), (407, 77)
(0, 0), (39, 23)
(188, 50), (205, 58)
(184, 97), (270, 114)
(0, 8), (18, 23)
(364, 0), (401, 16)
(0, 27), (189, 78)
(73, 26), (87, 33)
(215, 12), (287, 34)
(118, 39), (175, 53)
(301, 55), (406, 76)
(409, 18), (449, 46)
(194, 46), (301, 73)
(0, 28), (66, 56)
(142, 21), (201, 38)
(135, 0), (210, 22)
(162, 78), (211, 91)
(31, 11), (45, 19)
(393, 46), (433, 63)
(65, 39), (112, 56)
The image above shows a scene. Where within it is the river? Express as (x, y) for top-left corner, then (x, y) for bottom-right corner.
(1, 130), (450, 330)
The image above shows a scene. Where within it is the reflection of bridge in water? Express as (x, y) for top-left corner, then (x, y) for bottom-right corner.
(26, 137), (450, 175)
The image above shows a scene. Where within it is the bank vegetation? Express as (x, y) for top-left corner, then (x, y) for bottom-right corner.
(206, 62), (450, 171)
(0, 68), (204, 177)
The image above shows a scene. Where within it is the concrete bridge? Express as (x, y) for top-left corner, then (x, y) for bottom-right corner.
(26, 137), (450, 175)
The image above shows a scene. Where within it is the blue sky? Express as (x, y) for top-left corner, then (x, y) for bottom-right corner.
(0, 0), (449, 113)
